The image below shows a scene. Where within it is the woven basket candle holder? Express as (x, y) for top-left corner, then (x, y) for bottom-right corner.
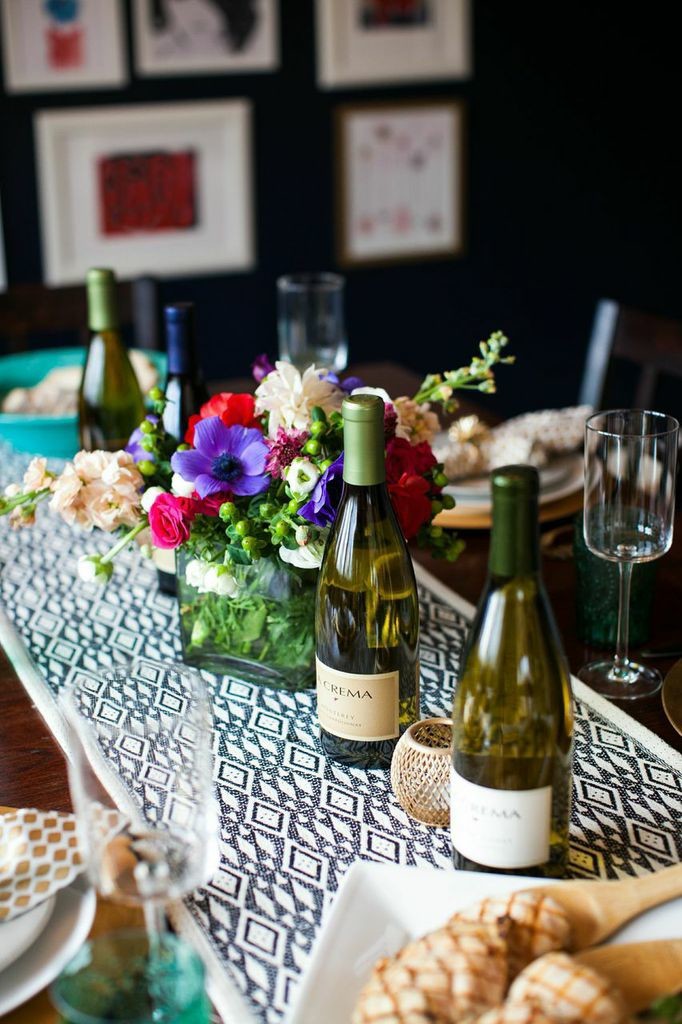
(390, 717), (453, 827)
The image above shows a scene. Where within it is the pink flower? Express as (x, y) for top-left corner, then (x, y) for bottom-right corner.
(265, 427), (308, 479)
(49, 450), (144, 532)
(148, 493), (196, 550)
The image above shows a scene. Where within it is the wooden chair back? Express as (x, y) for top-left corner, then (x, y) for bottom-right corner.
(0, 278), (162, 353)
(580, 299), (682, 410)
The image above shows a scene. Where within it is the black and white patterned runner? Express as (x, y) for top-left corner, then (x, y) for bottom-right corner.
(1, 443), (681, 1023)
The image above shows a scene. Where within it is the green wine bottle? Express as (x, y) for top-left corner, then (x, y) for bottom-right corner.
(451, 465), (574, 876)
(79, 268), (145, 451)
(315, 394), (420, 769)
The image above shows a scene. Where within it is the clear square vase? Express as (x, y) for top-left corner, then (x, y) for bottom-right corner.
(176, 551), (317, 692)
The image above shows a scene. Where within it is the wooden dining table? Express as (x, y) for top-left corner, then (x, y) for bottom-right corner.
(0, 360), (680, 1021)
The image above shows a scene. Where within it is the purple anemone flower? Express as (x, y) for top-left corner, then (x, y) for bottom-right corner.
(125, 415), (158, 463)
(320, 372), (365, 393)
(252, 353), (275, 383)
(299, 453), (344, 527)
(171, 417), (269, 499)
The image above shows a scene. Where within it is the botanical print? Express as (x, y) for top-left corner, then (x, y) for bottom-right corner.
(1, 0), (125, 91)
(133, 0), (278, 73)
(344, 105), (460, 262)
(359, 0), (431, 29)
(98, 150), (198, 236)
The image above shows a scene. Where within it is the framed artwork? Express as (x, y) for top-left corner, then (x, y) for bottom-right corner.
(336, 100), (465, 267)
(316, 0), (471, 88)
(0, 0), (126, 93)
(132, 0), (278, 76)
(35, 100), (255, 285)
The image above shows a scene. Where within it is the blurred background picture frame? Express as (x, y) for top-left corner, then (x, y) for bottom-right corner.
(316, 0), (471, 88)
(35, 100), (255, 286)
(336, 99), (465, 267)
(132, 0), (279, 77)
(0, 0), (126, 93)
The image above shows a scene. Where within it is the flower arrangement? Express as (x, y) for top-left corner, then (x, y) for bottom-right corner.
(0, 333), (512, 686)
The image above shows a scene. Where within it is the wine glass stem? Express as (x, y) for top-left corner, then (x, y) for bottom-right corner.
(613, 560), (633, 677)
(144, 899), (168, 946)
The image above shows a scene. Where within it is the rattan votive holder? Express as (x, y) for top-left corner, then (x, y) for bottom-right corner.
(390, 717), (453, 827)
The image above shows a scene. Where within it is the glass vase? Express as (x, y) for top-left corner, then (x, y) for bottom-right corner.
(176, 551), (316, 691)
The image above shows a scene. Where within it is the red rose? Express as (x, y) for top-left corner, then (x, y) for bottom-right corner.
(149, 493), (196, 549)
(388, 473), (433, 540)
(385, 438), (437, 484)
(185, 393), (260, 444)
(191, 491), (231, 516)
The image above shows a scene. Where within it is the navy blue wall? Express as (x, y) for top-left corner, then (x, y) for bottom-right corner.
(1, 2), (680, 417)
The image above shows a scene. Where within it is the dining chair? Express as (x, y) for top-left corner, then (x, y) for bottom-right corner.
(0, 276), (162, 353)
(579, 298), (682, 411)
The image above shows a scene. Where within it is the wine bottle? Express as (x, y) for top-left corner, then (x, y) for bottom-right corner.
(79, 268), (145, 451)
(161, 302), (208, 444)
(156, 303), (209, 596)
(315, 394), (420, 769)
(451, 465), (574, 877)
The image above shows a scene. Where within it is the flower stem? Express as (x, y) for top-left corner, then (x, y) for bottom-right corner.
(101, 520), (148, 565)
(0, 487), (51, 514)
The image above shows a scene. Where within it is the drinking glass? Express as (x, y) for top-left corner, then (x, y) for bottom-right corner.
(277, 272), (348, 371)
(578, 410), (679, 699)
(59, 659), (217, 1019)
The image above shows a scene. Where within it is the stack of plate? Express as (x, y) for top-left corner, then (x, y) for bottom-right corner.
(0, 874), (95, 1014)
(435, 454), (584, 529)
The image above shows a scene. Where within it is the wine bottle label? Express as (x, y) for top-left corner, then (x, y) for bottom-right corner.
(450, 769), (551, 869)
(316, 657), (399, 741)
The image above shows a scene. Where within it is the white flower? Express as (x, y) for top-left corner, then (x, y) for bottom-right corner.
(77, 555), (113, 585)
(393, 396), (440, 444)
(4, 483), (21, 498)
(279, 541), (325, 570)
(295, 524), (311, 546)
(141, 486), (165, 513)
(255, 361), (344, 438)
(23, 457), (54, 492)
(185, 558), (209, 590)
(285, 457), (320, 497)
(204, 565), (240, 597)
(171, 472), (195, 498)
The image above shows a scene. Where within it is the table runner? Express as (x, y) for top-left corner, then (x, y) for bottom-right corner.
(1, 443), (681, 1024)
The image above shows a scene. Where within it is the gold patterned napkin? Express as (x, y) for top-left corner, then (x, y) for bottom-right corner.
(0, 807), (84, 922)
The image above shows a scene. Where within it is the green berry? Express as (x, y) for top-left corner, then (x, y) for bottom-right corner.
(177, 442), (191, 452)
(137, 460), (156, 477)
(140, 419), (155, 435)
(442, 494), (455, 510)
(235, 520), (250, 537)
(274, 521), (289, 538)
(287, 498), (300, 514)
(310, 421), (326, 438)
(429, 525), (443, 539)
(141, 437), (155, 452)
(149, 386), (164, 403)
(319, 458), (333, 472)
(242, 536), (259, 554)
(219, 501), (237, 522)
(303, 439), (321, 456)
(434, 471), (448, 488)
(259, 502), (276, 519)
(431, 499), (443, 515)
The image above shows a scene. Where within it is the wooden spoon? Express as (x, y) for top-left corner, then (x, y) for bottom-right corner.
(577, 939), (682, 1013)
(525, 862), (682, 949)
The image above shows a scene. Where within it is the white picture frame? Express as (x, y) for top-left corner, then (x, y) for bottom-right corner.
(336, 100), (465, 266)
(35, 100), (255, 286)
(0, 0), (126, 93)
(132, 0), (279, 77)
(316, 0), (471, 88)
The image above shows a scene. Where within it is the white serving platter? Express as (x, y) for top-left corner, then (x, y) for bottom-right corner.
(0, 896), (55, 974)
(288, 861), (682, 1024)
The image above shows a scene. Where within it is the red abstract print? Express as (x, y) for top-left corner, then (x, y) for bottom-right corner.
(46, 27), (83, 67)
(98, 150), (198, 236)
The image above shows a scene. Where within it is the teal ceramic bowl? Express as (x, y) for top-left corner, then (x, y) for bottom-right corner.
(0, 348), (167, 459)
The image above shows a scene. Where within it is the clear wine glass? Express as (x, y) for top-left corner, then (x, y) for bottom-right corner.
(62, 658), (218, 937)
(579, 409), (679, 699)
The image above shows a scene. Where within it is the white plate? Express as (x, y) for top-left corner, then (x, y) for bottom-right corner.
(289, 861), (682, 1024)
(0, 876), (96, 1015)
(449, 456), (575, 500)
(0, 896), (56, 974)
(445, 454), (584, 511)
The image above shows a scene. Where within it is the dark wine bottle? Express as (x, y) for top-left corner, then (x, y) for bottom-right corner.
(79, 268), (145, 451)
(451, 465), (574, 877)
(315, 394), (420, 769)
(161, 303), (209, 444)
(156, 303), (209, 596)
